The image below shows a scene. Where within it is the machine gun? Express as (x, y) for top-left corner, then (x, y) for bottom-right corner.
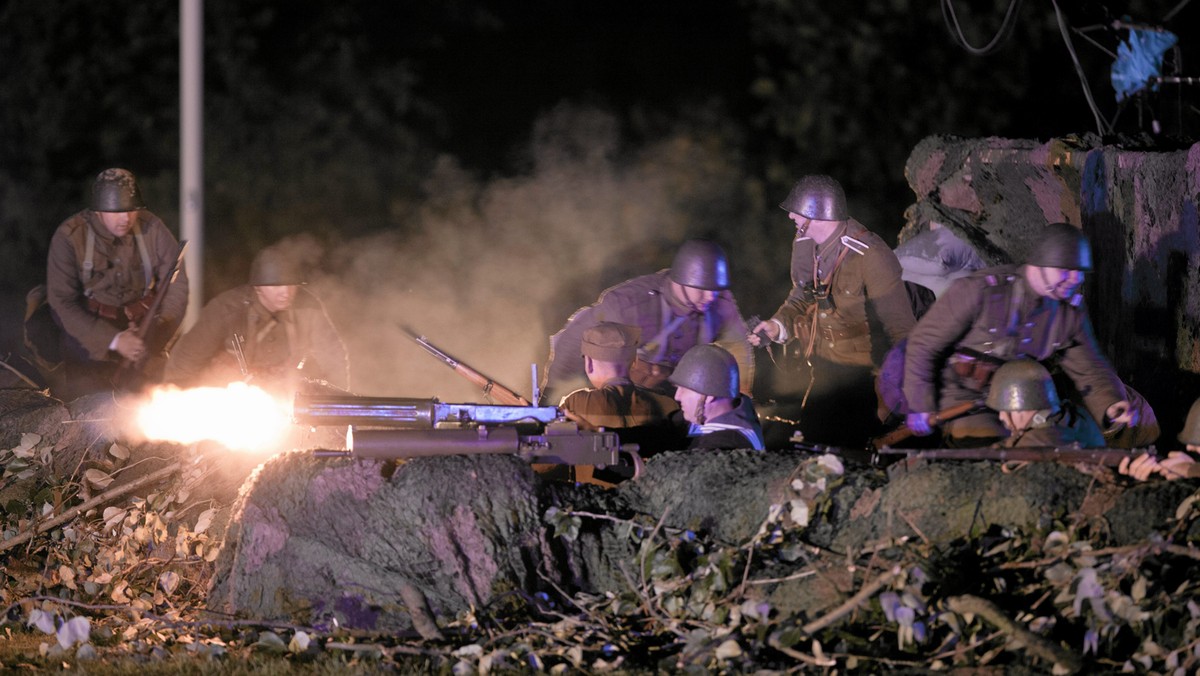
(293, 392), (560, 428)
(296, 392), (642, 487)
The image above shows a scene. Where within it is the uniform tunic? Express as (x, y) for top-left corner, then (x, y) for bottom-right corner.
(770, 220), (914, 369)
(164, 285), (349, 391)
(903, 265), (1126, 443)
(686, 396), (765, 451)
(47, 209), (188, 361)
(999, 403), (1107, 448)
(544, 270), (752, 402)
(559, 377), (680, 429)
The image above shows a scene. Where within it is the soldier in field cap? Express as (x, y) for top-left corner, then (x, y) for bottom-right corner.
(557, 321), (680, 433)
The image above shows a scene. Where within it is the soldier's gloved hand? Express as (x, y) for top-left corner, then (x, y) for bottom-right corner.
(113, 330), (147, 361)
(906, 412), (934, 436)
(1106, 399), (1139, 427)
(747, 320), (780, 347)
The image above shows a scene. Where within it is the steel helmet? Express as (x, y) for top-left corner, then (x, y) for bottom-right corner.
(1027, 223), (1092, 272)
(668, 344), (739, 398)
(669, 239), (730, 291)
(249, 247), (307, 286)
(90, 168), (146, 212)
(778, 175), (848, 221)
(1179, 398), (1200, 446)
(986, 359), (1060, 412)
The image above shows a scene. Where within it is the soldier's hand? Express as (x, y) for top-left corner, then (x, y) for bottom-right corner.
(747, 320), (779, 347)
(1153, 451), (1196, 480)
(906, 412), (934, 436)
(1106, 400), (1139, 427)
(1118, 453), (1159, 481)
(113, 330), (147, 361)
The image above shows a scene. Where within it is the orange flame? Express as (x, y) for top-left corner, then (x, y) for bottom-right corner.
(137, 383), (293, 452)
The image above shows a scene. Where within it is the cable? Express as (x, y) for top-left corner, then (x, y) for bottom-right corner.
(941, 0), (1023, 56)
(1051, 0), (1110, 135)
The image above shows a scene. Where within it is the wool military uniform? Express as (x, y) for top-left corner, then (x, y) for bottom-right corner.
(903, 265), (1127, 446)
(543, 270), (753, 404)
(44, 209), (188, 399)
(767, 219), (915, 446)
(164, 284), (348, 392)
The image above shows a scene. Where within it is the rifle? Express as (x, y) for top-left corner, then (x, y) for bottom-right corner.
(308, 413), (642, 488)
(293, 392), (561, 428)
(403, 327), (531, 406)
(112, 240), (188, 390)
(869, 400), (985, 450)
(875, 446), (1146, 467)
(231, 333), (251, 380)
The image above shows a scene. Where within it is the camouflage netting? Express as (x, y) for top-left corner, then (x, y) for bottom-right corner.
(900, 134), (1200, 438)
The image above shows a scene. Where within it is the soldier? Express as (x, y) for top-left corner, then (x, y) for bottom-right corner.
(670, 344), (764, 451)
(557, 322), (681, 432)
(903, 222), (1144, 447)
(985, 359), (1105, 448)
(749, 174), (915, 446)
(542, 239), (753, 405)
(39, 168), (188, 400)
(164, 245), (349, 393)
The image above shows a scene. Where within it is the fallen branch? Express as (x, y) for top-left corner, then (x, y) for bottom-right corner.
(0, 461), (183, 554)
(0, 358), (41, 389)
(802, 565), (899, 634)
(944, 594), (1081, 675)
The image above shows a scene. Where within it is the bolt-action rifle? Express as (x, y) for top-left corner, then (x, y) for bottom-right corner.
(403, 327), (531, 406)
(869, 400), (985, 450)
(112, 240), (188, 390)
(875, 446), (1147, 467)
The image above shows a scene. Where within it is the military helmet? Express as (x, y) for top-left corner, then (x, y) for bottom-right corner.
(90, 168), (146, 212)
(1178, 398), (1200, 446)
(986, 359), (1060, 412)
(1026, 222), (1092, 272)
(669, 239), (730, 291)
(778, 175), (848, 221)
(249, 247), (307, 286)
(669, 344), (739, 399)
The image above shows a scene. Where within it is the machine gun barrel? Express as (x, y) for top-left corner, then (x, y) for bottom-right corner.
(315, 421), (636, 471)
(293, 393), (561, 428)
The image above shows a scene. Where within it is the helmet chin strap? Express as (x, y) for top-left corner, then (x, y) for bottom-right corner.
(693, 397), (711, 425)
(795, 218), (812, 241)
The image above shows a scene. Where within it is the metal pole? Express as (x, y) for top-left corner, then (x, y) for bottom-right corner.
(180, 0), (204, 330)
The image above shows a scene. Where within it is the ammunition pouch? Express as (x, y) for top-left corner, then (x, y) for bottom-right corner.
(949, 349), (1006, 390)
(86, 296), (150, 326)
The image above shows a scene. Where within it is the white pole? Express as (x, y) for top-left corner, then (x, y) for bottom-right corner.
(180, 0), (204, 330)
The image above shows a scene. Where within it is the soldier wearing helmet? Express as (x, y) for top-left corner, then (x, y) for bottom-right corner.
(903, 222), (1153, 447)
(985, 359), (1104, 448)
(39, 168), (189, 399)
(670, 344), (764, 451)
(749, 174), (915, 447)
(542, 239), (753, 405)
(164, 243), (348, 392)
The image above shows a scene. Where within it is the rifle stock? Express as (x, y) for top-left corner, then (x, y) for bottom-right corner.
(870, 399), (983, 450)
(112, 240), (188, 390)
(403, 327), (530, 406)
